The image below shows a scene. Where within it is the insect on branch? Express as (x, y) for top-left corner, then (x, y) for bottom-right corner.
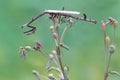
(21, 10), (97, 35)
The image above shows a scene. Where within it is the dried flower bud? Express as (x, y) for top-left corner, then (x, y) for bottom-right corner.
(109, 44), (116, 54)
(36, 41), (42, 48)
(53, 17), (58, 23)
(58, 72), (64, 80)
(49, 25), (54, 31)
(105, 36), (110, 44)
(32, 70), (41, 80)
(48, 74), (56, 80)
(113, 20), (118, 28)
(63, 66), (70, 80)
(19, 46), (26, 59)
(49, 54), (54, 59)
(33, 41), (42, 51)
(48, 74), (53, 77)
(52, 32), (58, 39)
(108, 17), (115, 24)
(46, 61), (51, 71)
(101, 21), (106, 31)
(69, 18), (73, 24)
(51, 50), (57, 55)
(25, 46), (33, 51)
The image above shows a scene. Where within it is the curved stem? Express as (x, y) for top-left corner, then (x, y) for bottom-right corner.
(60, 25), (68, 43)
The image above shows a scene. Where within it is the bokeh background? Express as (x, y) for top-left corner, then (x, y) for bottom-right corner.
(0, 0), (120, 80)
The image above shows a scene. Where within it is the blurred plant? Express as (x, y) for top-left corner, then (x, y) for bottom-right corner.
(20, 9), (96, 80)
(101, 17), (119, 80)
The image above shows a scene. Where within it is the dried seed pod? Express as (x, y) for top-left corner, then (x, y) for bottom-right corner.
(24, 46), (33, 51)
(50, 25), (54, 31)
(109, 44), (116, 54)
(105, 36), (110, 44)
(49, 54), (54, 59)
(33, 41), (42, 51)
(51, 50), (57, 55)
(101, 21), (106, 31)
(48, 74), (56, 80)
(32, 70), (41, 80)
(64, 66), (70, 80)
(19, 46), (26, 59)
(58, 72), (64, 80)
(113, 20), (118, 28)
(53, 17), (58, 24)
(46, 61), (51, 71)
(52, 32), (58, 39)
(36, 41), (42, 48)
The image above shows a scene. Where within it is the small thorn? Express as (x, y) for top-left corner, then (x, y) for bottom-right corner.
(83, 13), (87, 20)
(62, 7), (65, 10)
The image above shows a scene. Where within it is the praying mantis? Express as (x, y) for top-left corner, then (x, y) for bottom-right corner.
(21, 9), (97, 35)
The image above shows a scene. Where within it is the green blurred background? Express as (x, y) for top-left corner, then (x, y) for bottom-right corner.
(0, 0), (120, 80)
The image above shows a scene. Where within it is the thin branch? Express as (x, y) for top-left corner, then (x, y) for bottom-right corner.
(56, 46), (66, 80)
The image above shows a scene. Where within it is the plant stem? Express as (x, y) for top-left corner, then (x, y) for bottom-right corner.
(104, 53), (112, 80)
(56, 45), (65, 79)
(104, 30), (112, 80)
(60, 25), (68, 43)
(104, 31), (109, 80)
(55, 23), (68, 80)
